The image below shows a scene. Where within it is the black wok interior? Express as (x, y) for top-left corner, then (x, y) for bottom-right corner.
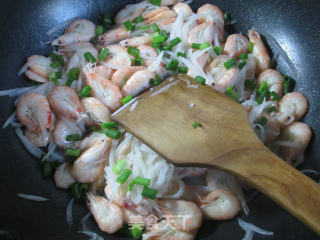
(0, 0), (319, 239)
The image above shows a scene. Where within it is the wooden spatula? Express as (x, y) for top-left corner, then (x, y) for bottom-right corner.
(112, 74), (320, 235)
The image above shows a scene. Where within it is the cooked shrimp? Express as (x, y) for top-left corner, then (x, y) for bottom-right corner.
(92, 65), (113, 80)
(102, 45), (132, 69)
(224, 34), (250, 58)
(25, 129), (50, 147)
(161, 0), (183, 6)
(52, 119), (82, 149)
(91, 171), (107, 192)
(121, 69), (155, 97)
(114, 2), (146, 24)
(143, 7), (177, 29)
(79, 132), (107, 151)
(83, 68), (123, 112)
(98, 26), (129, 45)
(72, 137), (111, 183)
(25, 70), (48, 83)
(111, 66), (145, 88)
(123, 208), (145, 226)
(255, 114), (281, 143)
(86, 194), (123, 234)
(188, 22), (216, 45)
(48, 86), (83, 121)
(199, 189), (241, 220)
(52, 19), (95, 46)
(173, 2), (193, 18)
(59, 42), (97, 58)
(138, 45), (158, 67)
(16, 92), (53, 136)
(26, 55), (53, 79)
(81, 97), (111, 125)
(114, 132), (133, 161)
(215, 68), (240, 92)
(279, 92), (308, 122)
(258, 69), (284, 97)
(174, 167), (208, 178)
(248, 30), (270, 74)
(104, 184), (126, 207)
(280, 122), (312, 165)
(205, 55), (230, 84)
(158, 199), (202, 232)
(120, 35), (153, 47)
(54, 162), (76, 189)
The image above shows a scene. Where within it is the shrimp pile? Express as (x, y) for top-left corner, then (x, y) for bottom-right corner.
(0, 0), (312, 239)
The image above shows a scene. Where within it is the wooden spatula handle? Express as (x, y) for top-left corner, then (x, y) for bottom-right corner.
(211, 146), (320, 235)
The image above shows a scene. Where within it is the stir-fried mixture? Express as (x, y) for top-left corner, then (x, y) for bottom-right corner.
(1, 0), (312, 239)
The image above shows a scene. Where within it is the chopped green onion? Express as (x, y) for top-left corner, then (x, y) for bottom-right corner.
(238, 53), (248, 60)
(43, 162), (53, 177)
(224, 12), (231, 22)
(112, 159), (127, 174)
(248, 42), (254, 53)
(66, 134), (81, 141)
(51, 160), (62, 170)
(270, 91), (280, 101)
(134, 16), (144, 23)
(191, 43), (201, 49)
(79, 85), (92, 98)
(66, 148), (81, 158)
(195, 75), (206, 84)
(88, 125), (99, 132)
(283, 75), (294, 94)
(199, 42), (211, 50)
(244, 79), (257, 90)
(130, 58), (143, 66)
(130, 224), (144, 239)
(142, 187), (158, 200)
(101, 14), (112, 25)
(258, 81), (269, 94)
(66, 68), (80, 86)
(213, 46), (222, 55)
(162, 45), (172, 51)
(128, 177), (151, 191)
(256, 116), (268, 126)
(169, 37), (181, 47)
(149, 75), (161, 86)
(177, 52), (186, 58)
(121, 95), (133, 105)
(124, 20), (135, 31)
(96, 25), (104, 36)
(50, 52), (65, 66)
(50, 61), (60, 68)
(224, 58), (237, 70)
(153, 34), (165, 44)
(100, 128), (121, 139)
(139, 25), (150, 30)
(99, 47), (109, 61)
(49, 72), (61, 84)
(226, 86), (239, 101)
(70, 183), (89, 199)
(238, 60), (247, 70)
(178, 67), (188, 74)
(116, 169), (132, 184)
(84, 52), (97, 63)
(268, 106), (277, 112)
(102, 121), (117, 129)
(166, 60), (179, 71)
(152, 23), (160, 32)
(192, 121), (200, 129)
(150, 0), (161, 6)
(256, 90), (269, 104)
(127, 46), (140, 57)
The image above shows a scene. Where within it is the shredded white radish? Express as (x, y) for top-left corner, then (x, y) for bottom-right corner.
(148, 51), (164, 75)
(237, 218), (274, 240)
(66, 198), (74, 226)
(273, 140), (300, 148)
(111, 97), (138, 117)
(15, 128), (45, 159)
(17, 62), (31, 75)
(3, 111), (17, 128)
(42, 141), (57, 161)
(79, 231), (104, 240)
(162, 178), (185, 199)
(130, 100), (139, 112)
(150, 80), (179, 97)
(81, 212), (92, 231)
(301, 169), (320, 175)
(46, 17), (78, 36)
(17, 193), (49, 201)
(248, 99), (275, 125)
(0, 86), (36, 97)
(254, 124), (266, 143)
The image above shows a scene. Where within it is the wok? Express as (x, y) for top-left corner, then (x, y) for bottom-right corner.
(0, 0), (319, 239)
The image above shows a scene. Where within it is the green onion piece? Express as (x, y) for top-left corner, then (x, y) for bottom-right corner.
(130, 224), (144, 239)
(139, 25), (150, 30)
(256, 90), (269, 104)
(268, 106), (277, 112)
(150, 0), (161, 6)
(121, 95), (133, 105)
(258, 81), (269, 94)
(130, 58), (143, 66)
(88, 125), (100, 132)
(128, 177), (151, 191)
(79, 85), (92, 99)
(238, 53), (248, 60)
(50, 52), (65, 66)
(191, 43), (201, 49)
(283, 76), (294, 94)
(43, 162), (53, 177)
(101, 128), (121, 139)
(256, 116), (268, 126)
(165, 60), (179, 71)
(224, 58), (237, 70)
(99, 47), (109, 61)
(102, 121), (117, 129)
(117, 169), (132, 184)
(66, 68), (80, 86)
(226, 86), (239, 101)
(66, 134), (81, 141)
(66, 148), (81, 158)
(50, 61), (60, 68)
(101, 14), (112, 25)
(177, 52), (186, 58)
(124, 20), (135, 31)
(84, 52), (97, 63)
(149, 75), (161, 86)
(192, 121), (200, 129)
(224, 12), (231, 22)
(178, 67), (188, 74)
(96, 25), (104, 36)
(244, 79), (257, 90)
(213, 46), (222, 55)
(112, 159), (127, 174)
(51, 160), (62, 170)
(238, 60), (247, 70)
(70, 183), (81, 199)
(153, 34), (165, 44)
(49, 72), (61, 84)
(127, 46), (140, 57)
(162, 45), (172, 51)
(170, 37), (182, 48)
(142, 187), (158, 200)
(199, 42), (211, 50)
(270, 91), (280, 101)
(134, 16), (144, 23)
(152, 23), (160, 32)
(195, 75), (206, 84)
(248, 42), (254, 53)
(79, 183), (89, 195)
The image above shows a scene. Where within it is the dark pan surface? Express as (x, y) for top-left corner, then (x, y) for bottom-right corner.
(0, 0), (319, 239)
